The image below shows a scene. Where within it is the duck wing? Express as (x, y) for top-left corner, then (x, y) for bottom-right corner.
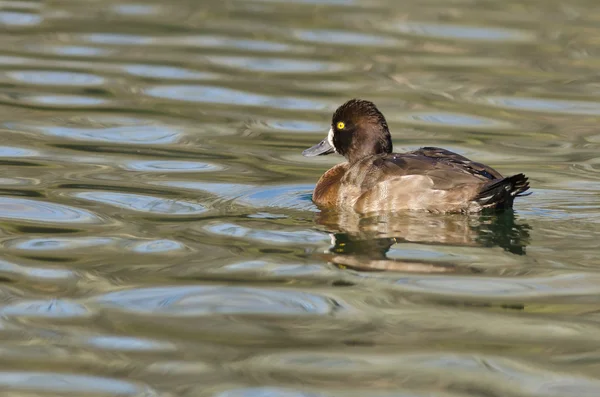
(349, 151), (524, 213)
(354, 151), (493, 192)
(409, 147), (503, 180)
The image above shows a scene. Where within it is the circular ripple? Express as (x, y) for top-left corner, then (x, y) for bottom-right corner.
(93, 285), (337, 316)
(0, 197), (103, 224)
(128, 239), (187, 253)
(6, 237), (114, 251)
(123, 160), (223, 172)
(74, 192), (207, 215)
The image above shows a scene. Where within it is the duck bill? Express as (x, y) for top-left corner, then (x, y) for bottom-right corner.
(302, 129), (335, 157)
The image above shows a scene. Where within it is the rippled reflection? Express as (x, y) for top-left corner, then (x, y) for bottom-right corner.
(317, 210), (531, 272)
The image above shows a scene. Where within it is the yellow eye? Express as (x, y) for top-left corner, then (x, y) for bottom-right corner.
(336, 121), (345, 130)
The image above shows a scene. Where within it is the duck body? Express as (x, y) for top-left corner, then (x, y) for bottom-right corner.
(303, 99), (529, 214)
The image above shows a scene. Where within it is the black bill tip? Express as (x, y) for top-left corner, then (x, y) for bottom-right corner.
(302, 138), (334, 157)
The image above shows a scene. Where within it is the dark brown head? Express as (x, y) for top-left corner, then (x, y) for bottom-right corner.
(302, 99), (392, 163)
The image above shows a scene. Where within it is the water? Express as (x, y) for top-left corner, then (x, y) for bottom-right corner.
(0, 0), (599, 395)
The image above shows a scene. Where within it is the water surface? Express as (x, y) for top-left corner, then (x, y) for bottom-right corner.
(0, 0), (599, 396)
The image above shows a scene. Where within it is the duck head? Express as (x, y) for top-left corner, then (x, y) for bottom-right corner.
(303, 99), (392, 164)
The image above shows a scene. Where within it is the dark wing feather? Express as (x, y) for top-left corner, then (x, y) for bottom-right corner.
(347, 151), (491, 194)
(409, 147), (503, 180)
(343, 149), (527, 213)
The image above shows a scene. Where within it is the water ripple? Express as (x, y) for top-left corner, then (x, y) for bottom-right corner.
(238, 352), (600, 396)
(74, 192), (207, 215)
(129, 239), (187, 253)
(0, 197), (103, 224)
(111, 4), (159, 16)
(9, 116), (183, 144)
(92, 285), (339, 316)
(4, 236), (187, 255)
(294, 29), (400, 46)
(124, 64), (218, 80)
(84, 33), (152, 45)
(258, 119), (324, 133)
(145, 85), (327, 110)
(6, 236), (113, 251)
(7, 93), (108, 107)
(81, 33), (302, 54)
(123, 160), (223, 172)
(397, 112), (511, 129)
(83, 335), (175, 352)
(0, 371), (157, 395)
(387, 21), (535, 42)
(206, 56), (348, 73)
(0, 11), (42, 26)
(0, 0), (598, 395)
(1, 299), (91, 318)
(26, 44), (111, 57)
(480, 96), (600, 115)
(205, 222), (328, 244)
(153, 181), (316, 210)
(6, 70), (105, 86)
(0, 146), (39, 157)
(173, 35), (299, 52)
(0, 259), (75, 280)
(250, 0), (354, 4)
(390, 272), (600, 299)
(216, 388), (323, 397)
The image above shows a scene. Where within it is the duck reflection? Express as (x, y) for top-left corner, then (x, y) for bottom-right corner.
(315, 210), (530, 273)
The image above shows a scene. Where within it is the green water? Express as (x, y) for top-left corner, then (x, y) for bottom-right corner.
(0, 0), (599, 396)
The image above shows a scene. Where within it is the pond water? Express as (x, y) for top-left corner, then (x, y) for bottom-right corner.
(0, 0), (599, 396)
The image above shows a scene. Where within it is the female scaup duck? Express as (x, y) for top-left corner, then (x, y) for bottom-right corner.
(303, 99), (530, 214)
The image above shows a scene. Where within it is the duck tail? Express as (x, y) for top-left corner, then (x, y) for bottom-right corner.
(475, 173), (530, 209)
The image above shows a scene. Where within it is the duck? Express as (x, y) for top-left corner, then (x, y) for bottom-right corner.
(302, 99), (530, 214)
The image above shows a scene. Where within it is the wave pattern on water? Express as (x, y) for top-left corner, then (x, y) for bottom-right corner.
(0, 0), (599, 396)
